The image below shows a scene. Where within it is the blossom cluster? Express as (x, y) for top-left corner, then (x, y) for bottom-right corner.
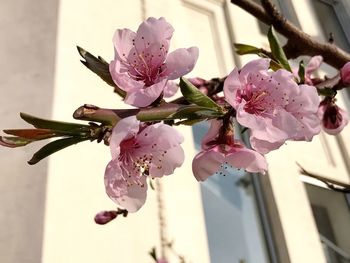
(1, 16), (349, 217)
(102, 17), (350, 213)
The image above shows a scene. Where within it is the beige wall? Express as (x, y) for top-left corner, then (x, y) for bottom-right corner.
(2, 0), (348, 263)
(0, 1), (58, 263)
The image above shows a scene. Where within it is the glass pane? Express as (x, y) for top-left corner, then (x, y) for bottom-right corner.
(192, 123), (270, 263)
(305, 183), (350, 263)
(311, 0), (350, 52)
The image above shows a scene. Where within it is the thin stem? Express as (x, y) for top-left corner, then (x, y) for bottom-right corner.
(298, 163), (350, 193)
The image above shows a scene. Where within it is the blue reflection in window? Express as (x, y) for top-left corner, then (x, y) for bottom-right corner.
(192, 122), (269, 263)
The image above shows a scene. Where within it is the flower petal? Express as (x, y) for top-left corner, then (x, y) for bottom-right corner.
(341, 61), (350, 85)
(286, 84), (319, 113)
(109, 60), (144, 92)
(110, 116), (140, 159)
(192, 147), (225, 181)
(112, 28), (137, 60)
(239, 58), (270, 80)
(138, 122), (184, 151)
(201, 119), (222, 149)
(135, 17), (174, 59)
(225, 147), (268, 174)
(123, 79), (167, 107)
(163, 47), (199, 80)
(223, 68), (242, 109)
(104, 159), (147, 213)
(249, 135), (285, 155)
(163, 81), (179, 98)
(149, 145), (185, 177)
(306, 56), (323, 75)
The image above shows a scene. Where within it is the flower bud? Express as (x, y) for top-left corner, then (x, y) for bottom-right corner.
(94, 210), (118, 225)
(340, 62), (350, 85)
(318, 98), (349, 135)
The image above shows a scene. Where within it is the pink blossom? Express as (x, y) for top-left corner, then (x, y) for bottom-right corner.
(110, 17), (199, 107)
(341, 62), (350, 85)
(104, 116), (184, 212)
(318, 98), (349, 135)
(192, 120), (267, 181)
(224, 58), (321, 154)
(156, 259), (168, 263)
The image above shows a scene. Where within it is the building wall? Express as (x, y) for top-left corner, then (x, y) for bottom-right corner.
(2, 0), (349, 262)
(0, 1), (58, 263)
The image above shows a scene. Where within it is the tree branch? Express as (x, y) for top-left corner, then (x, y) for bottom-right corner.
(230, 0), (350, 69)
(298, 163), (350, 193)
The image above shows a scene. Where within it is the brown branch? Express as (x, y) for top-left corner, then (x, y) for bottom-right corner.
(297, 163), (350, 193)
(230, 0), (350, 69)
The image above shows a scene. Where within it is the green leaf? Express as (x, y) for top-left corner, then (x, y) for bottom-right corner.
(77, 46), (126, 98)
(169, 105), (221, 119)
(234, 43), (272, 59)
(234, 43), (261, 55)
(28, 137), (88, 165)
(179, 78), (222, 111)
(20, 113), (90, 133)
(0, 136), (34, 148)
(267, 27), (292, 72)
(298, 60), (305, 84)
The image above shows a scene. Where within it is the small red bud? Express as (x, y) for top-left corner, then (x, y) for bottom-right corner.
(94, 210), (118, 225)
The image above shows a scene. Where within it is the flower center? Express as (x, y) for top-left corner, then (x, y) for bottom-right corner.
(239, 84), (270, 115)
(121, 38), (168, 86)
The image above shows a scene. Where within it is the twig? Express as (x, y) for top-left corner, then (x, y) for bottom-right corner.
(230, 0), (350, 68)
(297, 163), (350, 193)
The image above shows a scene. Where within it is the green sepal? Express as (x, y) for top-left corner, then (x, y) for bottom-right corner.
(298, 60), (305, 84)
(317, 88), (337, 97)
(234, 43), (262, 55)
(77, 46), (126, 98)
(20, 113), (90, 134)
(267, 27), (292, 72)
(234, 43), (272, 58)
(28, 137), (88, 165)
(179, 77), (222, 111)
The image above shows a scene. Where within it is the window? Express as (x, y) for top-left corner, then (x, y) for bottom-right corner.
(192, 122), (272, 263)
(305, 183), (350, 263)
